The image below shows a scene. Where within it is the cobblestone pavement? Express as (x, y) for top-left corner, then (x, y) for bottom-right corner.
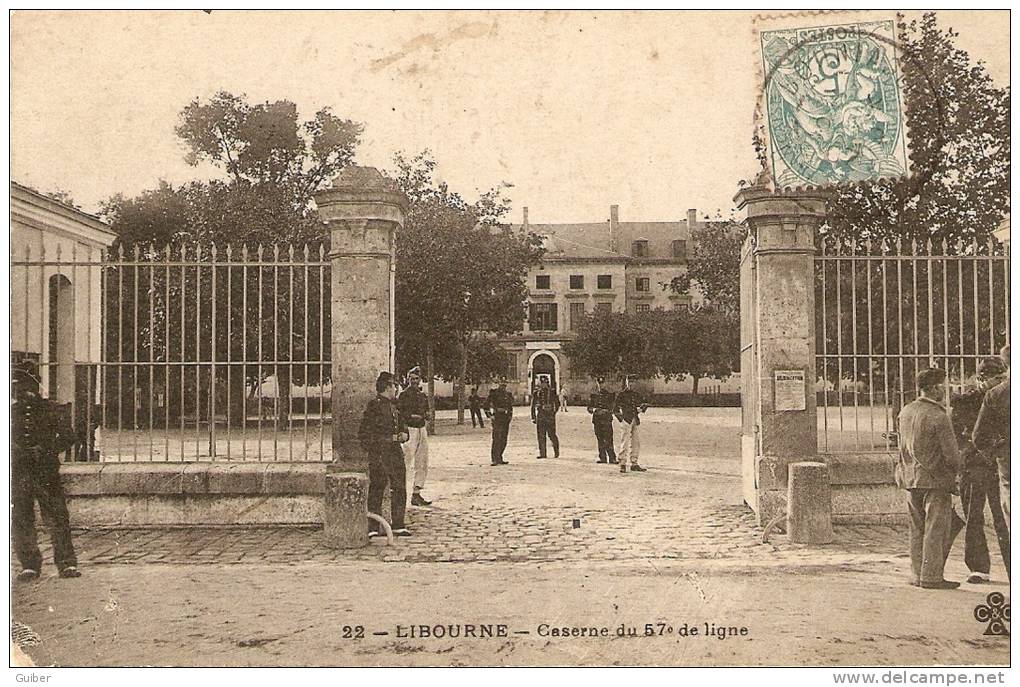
(27, 408), (939, 569)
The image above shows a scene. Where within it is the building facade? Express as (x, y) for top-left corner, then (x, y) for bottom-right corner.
(494, 205), (740, 402)
(10, 182), (117, 407)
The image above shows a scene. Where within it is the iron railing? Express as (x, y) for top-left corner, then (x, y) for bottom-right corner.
(11, 242), (333, 462)
(815, 237), (1009, 453)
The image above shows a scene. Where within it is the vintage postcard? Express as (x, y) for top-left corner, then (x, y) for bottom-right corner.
(7, 9), (1012, 674)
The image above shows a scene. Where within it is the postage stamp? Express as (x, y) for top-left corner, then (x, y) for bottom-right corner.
(759, 19), (910, 189)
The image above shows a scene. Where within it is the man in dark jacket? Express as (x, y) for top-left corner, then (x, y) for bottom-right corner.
(531, 377), (560, 459)
(587, 377), (618, 464)
(952, 358), (1009, 582)
(486, 379), (514, 466)
(973, 344), (1010, 534)
(359, 371), (411, 537)
(469, 387), (485, 429)
(12, 360), (81, 581)
(397, 367), (431, 507)
(896, 367), (963, 589)
(614, 375), (648, 473)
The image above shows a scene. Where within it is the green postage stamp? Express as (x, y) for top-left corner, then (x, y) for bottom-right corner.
(759, 20), (910, 188)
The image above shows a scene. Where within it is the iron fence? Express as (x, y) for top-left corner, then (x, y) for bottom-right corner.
(815, 236), (1009, 453)
(11, 242), (333, 462)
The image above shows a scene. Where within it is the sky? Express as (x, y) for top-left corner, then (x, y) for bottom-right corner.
(9, 10), (1011, 225)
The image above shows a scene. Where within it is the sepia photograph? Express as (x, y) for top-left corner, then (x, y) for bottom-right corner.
(7, 8), (1012, 672)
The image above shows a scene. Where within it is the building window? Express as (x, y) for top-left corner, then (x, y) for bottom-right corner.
(595, 302), (612, 314)
(674, 302), (689, 312)
(672, 239), (688, 259)
(635, 304), (651, 314)
(569, 302), (585, 330)
(569, 274), (584, 290)
(535, 274), (550, 289)
(529, 303), (558, 331)
(597, 274), (612, 290)
(636, 277), (650, 292)
(506, 352), (518, 380)
(632, 240), (648, 257)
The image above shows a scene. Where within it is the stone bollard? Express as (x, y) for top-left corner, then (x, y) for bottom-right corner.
(323, 471), (369, 548)
(787, 461), (834, 544)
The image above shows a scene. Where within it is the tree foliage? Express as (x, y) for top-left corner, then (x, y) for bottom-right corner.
(667, 213), (744, 314)
(561, 311), (661, 380)
(823, 13), (1009, 245)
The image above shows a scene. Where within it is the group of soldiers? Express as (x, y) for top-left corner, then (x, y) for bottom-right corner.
(896, 345), (1011, 589)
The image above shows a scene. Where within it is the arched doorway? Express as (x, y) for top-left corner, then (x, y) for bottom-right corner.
(47, 273), (75, 404)
(528, 351), (559, 395)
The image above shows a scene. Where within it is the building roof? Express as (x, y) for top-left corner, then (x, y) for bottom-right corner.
(11, 181), (117, 247)
(513, 220), (689, 261)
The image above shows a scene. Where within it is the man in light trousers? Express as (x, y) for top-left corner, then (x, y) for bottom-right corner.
(614, 375), (648, 473)
(398, 367), (432, 507)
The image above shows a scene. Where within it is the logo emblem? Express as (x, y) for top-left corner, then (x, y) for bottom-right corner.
(974, 592), (1010, 636)
(760, 21), (909, 188)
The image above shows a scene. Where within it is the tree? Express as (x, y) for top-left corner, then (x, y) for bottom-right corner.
(823, 13), (1009, 245)
(562, 311), (661, 381)
(100, 92), (362, 428)
(392, 151), (543, 427)
(655, 307), (741, 394)
(666, 212), (744, 314)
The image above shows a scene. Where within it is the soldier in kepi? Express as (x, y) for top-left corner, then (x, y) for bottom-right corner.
(359, 371), (411, 538)
(531, 376), (560, 459)
(614, 374), (648, 473)
(587, 376), (618, 464)
(486, 378), (514, 466)
(12, 360), (81, 581)
(397, 367), (431, 507)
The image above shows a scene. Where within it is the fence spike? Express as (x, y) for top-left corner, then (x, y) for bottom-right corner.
(955, 239), (963, 255)
(242, 244), (249, 261)
(273, 244), (280, 260)
(211, 243), (218, 260)
(257, 243), (264, 260)
(288, 244), (295, 260)
(226, 243), (233, 260)
(865, 237), (873, 254)
(133, 243), (141, 260)
(303, 244), (310, 260)
(319, 243), (325, 259)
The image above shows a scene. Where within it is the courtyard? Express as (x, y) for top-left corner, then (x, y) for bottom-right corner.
(12, 407), (1010, 666)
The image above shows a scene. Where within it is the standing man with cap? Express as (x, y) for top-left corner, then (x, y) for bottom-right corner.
(952, 357), (1010, 583)
(974, 344), (1011, 532)
(614, 375), (648, 473)
(587, 376), (618, 464)
(398, 366), (432, 507)
(11, 360), (81, 580)
(531, 377), (560, 459)
(487, 378), (514, 465)
(359, 371), (411, 537)
(896, 367), (963, 589)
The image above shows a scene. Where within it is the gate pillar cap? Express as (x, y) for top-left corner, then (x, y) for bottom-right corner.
(734, 180), (830, 221)
(313, 166), (408, 225)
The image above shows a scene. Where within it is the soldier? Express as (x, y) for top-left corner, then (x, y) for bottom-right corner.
(11, 360), (81, 581)
(359, 371), (411, 537)
(468, 386), (485, 429)
(587, 376), (618, 464)
(952, 357), (1009, 583)
(397, 367), (432, 507)
(531, 377), (561, 459)
(487, 378), (514, 466)
(974, 344), (1011, 533)
(614, 375), (649, 473)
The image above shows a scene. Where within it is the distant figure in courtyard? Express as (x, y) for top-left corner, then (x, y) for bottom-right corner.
(558, 384), (568, 412)
(398, 367), (432, 507)
(531, 377), (560, 459)
(468, 386), (485, 429)
(952, 357), (1009, 582)
(12, 360), (81, 581)
(486, 378), (514, 466)
(614, 375), (648, 473)
(896, 368), (963, 589)
(359, 371), (411, 538)
(587, 376), (618, 464)
(973, 344), (1011, 534)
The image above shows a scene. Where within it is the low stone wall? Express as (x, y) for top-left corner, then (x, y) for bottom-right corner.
(825, 453), (904, 524)
(61, 463), (328, 527)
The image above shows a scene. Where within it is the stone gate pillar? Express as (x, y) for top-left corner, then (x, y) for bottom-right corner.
(314, 167), (406, 545)
(735, 184), (828, 525)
